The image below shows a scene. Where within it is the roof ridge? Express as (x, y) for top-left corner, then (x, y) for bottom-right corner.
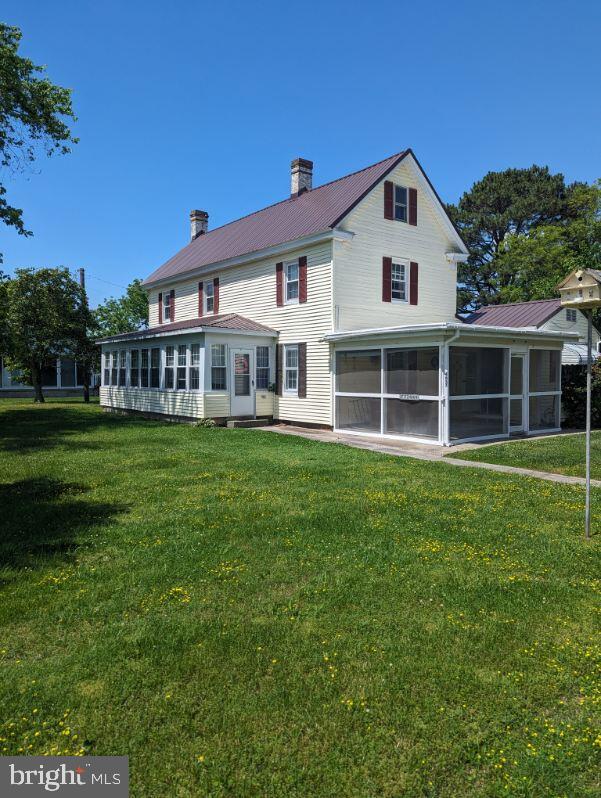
(474, 297), (560, 311)
(185, 150), (407, 240)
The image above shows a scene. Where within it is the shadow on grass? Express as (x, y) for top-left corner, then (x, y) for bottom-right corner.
(0, 477), (125, 573)
(0, 404), (133, 454)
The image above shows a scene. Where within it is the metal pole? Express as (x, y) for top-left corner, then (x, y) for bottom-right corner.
(585, 311), (592, 539)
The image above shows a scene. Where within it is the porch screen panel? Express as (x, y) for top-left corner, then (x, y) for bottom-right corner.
(450, 347), (507, 396)
(386, 348), (439, 395)
(336, 396), (380, 432)
(450, 398), (507, 441)
(60, 358), (76, 387)
(42, 360), (58, 387)
(529, 395), (560, 431)
(336, 350), (381, 393)
(529, 350), (560, 393)
(385, 399), (438, 438)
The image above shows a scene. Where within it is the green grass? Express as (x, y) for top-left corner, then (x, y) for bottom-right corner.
(0, 399), (599, 797)
(453, 432), (601, 480)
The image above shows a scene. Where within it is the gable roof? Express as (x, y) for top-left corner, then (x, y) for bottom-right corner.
(464, 298), (561, 328)
(143, 149), (467, 287)
(96, 313), (277, 344)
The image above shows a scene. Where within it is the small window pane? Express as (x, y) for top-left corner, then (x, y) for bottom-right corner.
(178, 345), (187, 366)
(336, 396), (381, 432)
(450, 347), (507, 396)
(256, 346), (270, 389)
(510, 356), (523, 395)
(60, 358), (76, 387)
(141, 349), (149, 388)
(285, 347), (298, 368)
(336, 350), (381, 393)
(190, 367), (200, 389)
(150, 348), (160, 388)
(191, 343), (200, 366)
(529, 350), (561, 393)
(510, 398), (523, 427)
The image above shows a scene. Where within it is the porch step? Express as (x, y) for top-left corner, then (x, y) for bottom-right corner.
(226, 418), (272, 429)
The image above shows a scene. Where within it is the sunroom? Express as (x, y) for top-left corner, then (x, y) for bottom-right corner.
(326, 323), (577, 446)
(97, 315), (278, 422)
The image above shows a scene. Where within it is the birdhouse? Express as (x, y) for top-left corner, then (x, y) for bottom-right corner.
(557, 268), (601, 309)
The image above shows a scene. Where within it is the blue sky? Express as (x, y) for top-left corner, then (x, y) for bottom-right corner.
(2, 0), (600, 307)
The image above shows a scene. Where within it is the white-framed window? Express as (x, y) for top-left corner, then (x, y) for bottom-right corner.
(150, 348), (160, 388)
(394, 184), (408, 222)
(256, 346), (270, 389)
(176, 345), (187, 390)
(141, 349), (149, 388)
(566, 309), (577, 322)
(190, 343), (200, 389)
(164, 345), (174, 389)
(103, 352), (110, 386)
(205, 281), (214, 314)
(118, 350), (127, 386)
(211, 344), (226, 390)
(285, 261), (299, 304)
(130, 349), (140, 387)
(391, 262), (407, 301)
(111, 351), (118, 386)
(284, 344), (299, 393)
(164, 292), (173, 321)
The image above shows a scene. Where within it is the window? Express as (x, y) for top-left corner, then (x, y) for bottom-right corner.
(284, 344), (299, 393)
(141, 349), (149, 388)
(150, 348), (160, 388)
(131, 350), (139, 387)
(60, 358), (76, 388)
(177, 345), (187, 390)
(394, 184), (408, 222)
(118, 351), (127, 386)
(211, 344), (226, 390)
(164, 292), (173, 321)
(111, 351), (117, 386)
(103, 352), (110, 386)
(285, 261), (299, 303)
(256, 346), (270, 389)
(205, 281), (214, 314)
(566, 309), (577, 322)
(391, 262), (407, 301)
(164, 346), (174, 389)
(190, 343), (200, 389)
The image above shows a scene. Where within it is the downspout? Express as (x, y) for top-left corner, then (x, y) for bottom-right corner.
(442, 326), (462, 446)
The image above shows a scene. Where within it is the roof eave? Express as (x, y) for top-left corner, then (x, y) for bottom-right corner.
(323, 322), (580, 343)
(96, 325), (278, 345)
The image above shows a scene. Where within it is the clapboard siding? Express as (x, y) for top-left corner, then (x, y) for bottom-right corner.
(256, 392), (274, 416)
(542, 308), (600, 346)
(147, 241), (333, 425)
(204, 392), (229, 417)
(334, 159), (459, 331)
(100, 387), (204, 418)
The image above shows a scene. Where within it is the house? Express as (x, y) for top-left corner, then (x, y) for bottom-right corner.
(463, 299), (600, 365)
(0, 357), (96, 398)
(98, 150), (578, 445)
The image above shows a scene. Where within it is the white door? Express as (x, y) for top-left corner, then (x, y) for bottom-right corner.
(230, 348), (255, 417)
(510, 354), (525, 432)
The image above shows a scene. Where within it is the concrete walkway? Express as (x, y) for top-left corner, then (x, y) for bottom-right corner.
(259, 424), (601, 488)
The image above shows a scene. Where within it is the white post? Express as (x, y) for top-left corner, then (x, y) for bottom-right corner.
(585, 311), (592, 539)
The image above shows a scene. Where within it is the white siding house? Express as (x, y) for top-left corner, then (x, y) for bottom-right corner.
(98, 150), (578, 444)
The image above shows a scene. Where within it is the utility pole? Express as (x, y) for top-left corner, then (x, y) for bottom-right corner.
(585, 310), (592, 539)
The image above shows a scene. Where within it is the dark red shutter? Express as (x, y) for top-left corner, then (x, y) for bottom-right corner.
(382, 257), (392, 302)
(158, 292), (163, 324)
(198, 281), (204, 317)
(213, 277), (219, 314)
(409, 188), (417, 226)
(299, 256), (307, 303)
(170, 289), (175, 322)
(384, 180), (394, 220)
(275, 344), (283, 396)
(276, 262), (283, 306)
(298, 343), (307, 398)
(410, 262), (419, 305)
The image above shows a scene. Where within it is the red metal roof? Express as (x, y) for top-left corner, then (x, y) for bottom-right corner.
(464, 299), (561, 328)
(144, 151), (409, 285)
(96, 313), (277, 343)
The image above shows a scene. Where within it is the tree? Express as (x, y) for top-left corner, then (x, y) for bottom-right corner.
(93, 279), (149, 337)
(5, 268), (87, 402)
(0, 23), (77, 258)
(448, 166), (580, 313)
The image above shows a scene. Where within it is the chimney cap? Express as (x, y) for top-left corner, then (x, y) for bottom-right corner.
(291, 157), (314, 170)
(190, 209), (209, 219)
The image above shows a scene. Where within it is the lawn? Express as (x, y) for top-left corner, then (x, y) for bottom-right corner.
(0, 399), (599, 797)
(454, 432), (601, 480)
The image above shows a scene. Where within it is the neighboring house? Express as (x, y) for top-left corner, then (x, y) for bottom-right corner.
(98, 150), (578, 445)
(464, 299), (600, 365)
(0, 357), (98, 398)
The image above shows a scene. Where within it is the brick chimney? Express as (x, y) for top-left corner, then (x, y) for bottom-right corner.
(290, 158), (313, 197)
(190, 209), (208, 240)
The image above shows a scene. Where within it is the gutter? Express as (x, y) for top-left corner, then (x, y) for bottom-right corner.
(143, 228), (355, 290)
(96, 325), (277, 345)
(323, 322), (580, 343)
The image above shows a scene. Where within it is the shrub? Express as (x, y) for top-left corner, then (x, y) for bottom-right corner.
(561, 363), (601, 428)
